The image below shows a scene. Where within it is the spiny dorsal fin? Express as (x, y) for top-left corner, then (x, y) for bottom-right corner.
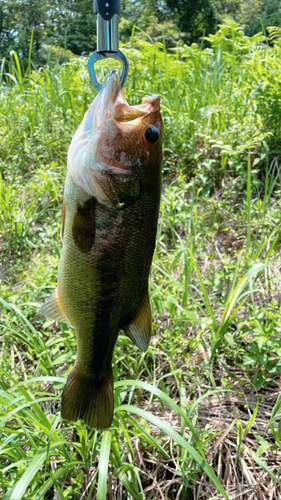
(40, 289), (69, 323)
(123, 294), (152, 352)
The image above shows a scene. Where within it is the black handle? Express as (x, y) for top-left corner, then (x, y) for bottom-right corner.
(94, 0), (120, 20)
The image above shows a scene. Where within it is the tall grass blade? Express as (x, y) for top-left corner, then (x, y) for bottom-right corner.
(97, 430), (112, 500)
(186, 249), (217, 331)
(34, 463), (81, 499)
(245, 447), (281, 487)
(115, 404), (229, 500)
(9, 50), (23, 90)
(246, 150), (251, 253)
(115, 379), (205, 457)
(244, 401), (258, 437)
(127, 416), (170, 459)
(4, 451), (47, 500)
(28, 29), (34, 81)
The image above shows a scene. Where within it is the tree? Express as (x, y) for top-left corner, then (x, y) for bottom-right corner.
(0, 1), (17, 55)
(213, 0), (243, 23)
(163, 0), (217, 42)
(0, 0), (49, 63)
(46, 0), (96, 55)
(0, 0), (97, 63)
(2, 0), (281, 67)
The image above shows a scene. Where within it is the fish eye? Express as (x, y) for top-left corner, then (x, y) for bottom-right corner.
(144, 127), (159, 144)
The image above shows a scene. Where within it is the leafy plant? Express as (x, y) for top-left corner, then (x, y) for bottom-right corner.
(2, 23), (281, 499)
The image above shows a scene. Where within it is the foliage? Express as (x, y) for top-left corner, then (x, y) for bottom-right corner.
(163, 0), (216, 42)
(1, 22), (281, 499)
(243, 0), (281, 37)
(2, 0), (281, 64)
(0, 0), (96, 64)
(46, 0), (96, 55)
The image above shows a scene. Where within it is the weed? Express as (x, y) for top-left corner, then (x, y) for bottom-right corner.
(1, 22), (281, 500)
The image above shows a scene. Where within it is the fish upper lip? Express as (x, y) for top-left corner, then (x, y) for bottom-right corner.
(95, 71), (160, 125)
(112, 95), (161, 124)
(113, 102), (147, 123)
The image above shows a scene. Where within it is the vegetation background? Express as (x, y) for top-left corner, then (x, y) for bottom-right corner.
(2, 0), (281, 62)
(1, 1), (281, 499)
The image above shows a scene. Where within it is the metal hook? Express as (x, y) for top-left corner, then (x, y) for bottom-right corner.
(88, 50), (129, 93)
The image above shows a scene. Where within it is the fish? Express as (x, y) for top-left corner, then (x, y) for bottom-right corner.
(41, 69), (163, 430)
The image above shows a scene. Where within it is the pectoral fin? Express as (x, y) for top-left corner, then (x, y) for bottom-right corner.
(123, 294), (152, 352)
(40, 289), (68, 323)
(72, 198), (96, 253)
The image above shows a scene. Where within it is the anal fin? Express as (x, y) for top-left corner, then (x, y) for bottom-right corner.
(123, 294), (152, 352)
(40, 289), (68, 323)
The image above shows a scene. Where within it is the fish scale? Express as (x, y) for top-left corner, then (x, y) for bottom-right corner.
(41, 70), (163, 430)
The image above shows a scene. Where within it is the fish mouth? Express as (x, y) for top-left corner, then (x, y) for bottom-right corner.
(100, 69), (121, 105)
(113, 94), (160, 123)
(100, 69), (160, 124)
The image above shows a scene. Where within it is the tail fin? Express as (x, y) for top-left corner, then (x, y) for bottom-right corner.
(61, 367), (114, 431)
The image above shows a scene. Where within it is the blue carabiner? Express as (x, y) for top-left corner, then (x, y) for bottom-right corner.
(88, 50), (129, 93)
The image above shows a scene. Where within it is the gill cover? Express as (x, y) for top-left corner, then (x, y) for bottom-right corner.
(67, 70), (161, 209)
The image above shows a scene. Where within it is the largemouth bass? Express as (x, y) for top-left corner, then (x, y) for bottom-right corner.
(41, 69), (163, 430)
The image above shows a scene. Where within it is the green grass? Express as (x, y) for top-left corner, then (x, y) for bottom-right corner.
(1, 19), (281, 499)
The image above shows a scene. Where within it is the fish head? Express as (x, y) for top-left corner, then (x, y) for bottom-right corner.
(102, 71), (163, 182)
(68, 70), (163, 207)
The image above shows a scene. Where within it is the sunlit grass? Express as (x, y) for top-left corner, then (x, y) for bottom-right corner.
(1, 20), (281, 499)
